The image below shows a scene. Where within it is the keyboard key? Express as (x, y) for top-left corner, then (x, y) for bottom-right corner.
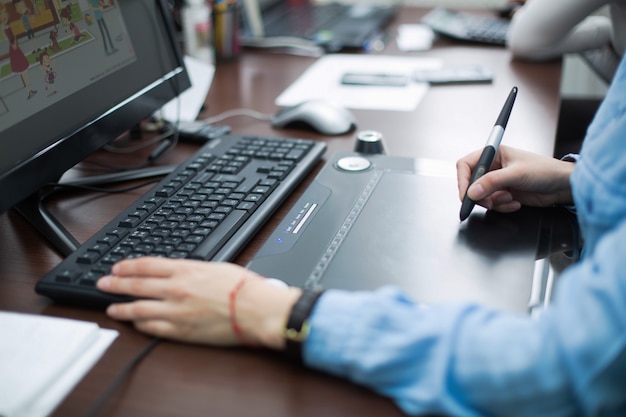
(76, 251), (101, 265)
(55, 270), (80, 283)
(191, 209), (247, 260)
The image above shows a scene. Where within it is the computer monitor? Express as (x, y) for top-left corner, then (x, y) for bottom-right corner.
(0, 0), (190, 253)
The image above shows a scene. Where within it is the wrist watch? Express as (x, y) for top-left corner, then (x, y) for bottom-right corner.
(284, 288), (325, 363)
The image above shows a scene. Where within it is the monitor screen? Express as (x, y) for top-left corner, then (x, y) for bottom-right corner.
(0, 0), (190, 215)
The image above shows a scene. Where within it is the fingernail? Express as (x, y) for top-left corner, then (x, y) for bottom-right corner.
(97, 276), (111, 290)
(468, 183), (484, 200)
(107, 304), (117, 316)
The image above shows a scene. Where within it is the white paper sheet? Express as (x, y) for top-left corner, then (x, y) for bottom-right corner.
(396, 24), (436, 52)
(0, 312), (118, 417)
(161, 55), (215, 122)
(275, 54), (442, 112)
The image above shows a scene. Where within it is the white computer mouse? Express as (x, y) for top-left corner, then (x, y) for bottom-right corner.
(271, 99), (357, 136)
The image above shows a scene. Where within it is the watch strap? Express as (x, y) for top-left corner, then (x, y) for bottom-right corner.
(284, 288), (325, 363)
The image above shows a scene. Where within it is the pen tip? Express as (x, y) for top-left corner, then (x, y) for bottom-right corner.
(459, 199), (473, 222)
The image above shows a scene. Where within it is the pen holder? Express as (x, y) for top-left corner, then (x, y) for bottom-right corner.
(213, 0), (241, 61)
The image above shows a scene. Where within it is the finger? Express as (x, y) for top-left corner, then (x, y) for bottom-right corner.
(106, 298), (178, 321)
(111, 306), (238, 346)
(491, 190), (515, 206)
(97, 275), (174, 299)
(473, 191), (521, 213)
(467, 167), (523, 201)
(111, 256), (185, 278)
(133, 319), (182, 339)
(470, 190), (511, 210)
(132, 319), (237, 346)
(456, 150), (483, 200)
(491, 200), (523, 213)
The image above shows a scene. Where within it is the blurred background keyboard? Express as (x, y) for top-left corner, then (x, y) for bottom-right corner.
(421, 7), (510, 46)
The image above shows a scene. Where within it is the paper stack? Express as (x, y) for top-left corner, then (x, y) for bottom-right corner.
(0, 312), (118, 417)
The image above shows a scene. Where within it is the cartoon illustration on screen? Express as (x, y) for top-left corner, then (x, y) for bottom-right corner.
(48, 24), (60, 52)
(87, 0), (116, 55)
(59, 5), (84, 44)
(1, 0), (134, 131)
(13, 0), (35, 53)
(1, 2), (36, 100)
(37, 47), (55, 94)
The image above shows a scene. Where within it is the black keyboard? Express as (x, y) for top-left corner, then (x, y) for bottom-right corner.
(421, 7), (509, 46)
(36, 134), (326, 307)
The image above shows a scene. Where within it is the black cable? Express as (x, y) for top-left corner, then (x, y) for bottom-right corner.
(49, 178), (161, 195)
(70, 164), (129, 175)
(77, 159), (152, 174)
(81, 337), (161, 417)
(103, 126), (176, 154)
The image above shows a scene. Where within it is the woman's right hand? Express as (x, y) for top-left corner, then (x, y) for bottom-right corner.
(456, 145), (575, 213)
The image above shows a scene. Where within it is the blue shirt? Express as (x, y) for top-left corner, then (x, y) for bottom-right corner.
(303, 55), (626, 416)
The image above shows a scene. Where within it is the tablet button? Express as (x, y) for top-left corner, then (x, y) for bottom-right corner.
(336, 156), (372, 172)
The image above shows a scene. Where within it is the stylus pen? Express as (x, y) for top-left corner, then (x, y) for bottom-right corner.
(460, 86), (518, 221)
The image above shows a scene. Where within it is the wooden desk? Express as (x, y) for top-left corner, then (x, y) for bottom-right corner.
(0, 8), (562, 417)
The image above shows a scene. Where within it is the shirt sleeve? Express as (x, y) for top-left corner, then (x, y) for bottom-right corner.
(507, 0), (613, 61)
(303, 219), (626, 416)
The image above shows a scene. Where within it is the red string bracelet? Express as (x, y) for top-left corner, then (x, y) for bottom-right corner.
(228, 277), (257, 347)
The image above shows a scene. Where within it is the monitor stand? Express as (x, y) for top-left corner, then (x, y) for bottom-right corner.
(14, 164), (178, 257)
